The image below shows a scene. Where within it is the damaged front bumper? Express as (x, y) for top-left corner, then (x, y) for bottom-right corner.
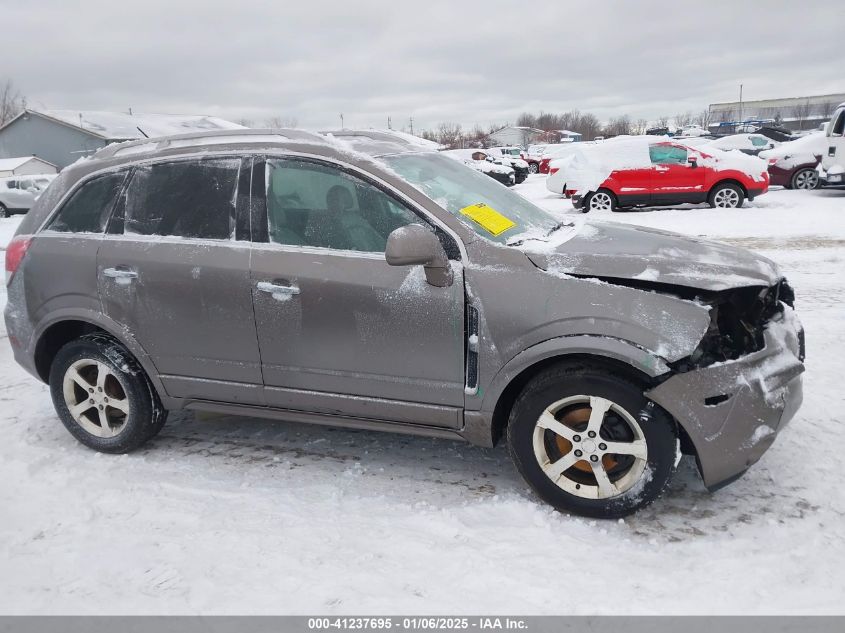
(646, 307), (805, 491)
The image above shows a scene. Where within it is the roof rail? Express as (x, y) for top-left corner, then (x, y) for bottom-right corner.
(94, 128), (324, 160)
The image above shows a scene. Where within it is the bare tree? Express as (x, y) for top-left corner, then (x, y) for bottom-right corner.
(603, 115), (632, 137)
(632, 118), (649, 135)
(0, 79), (25, 127)
(264, 115), (298, 128)
(790, 100), (812, 131)
(695, 108), (712, 129)
(674, 111), (693, 128)
(235, 117), (255, 128)
(817, 101), (836, 124)
(655, 116), (669, 129)
(436, 122), (463, 149)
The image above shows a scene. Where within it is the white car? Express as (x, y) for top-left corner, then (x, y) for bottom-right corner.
(820, 102), (845, 186)
(675, 125), (710, 137)
(0, 175), (52, 218)
(441, 149), (516, 186)
(544, 144), (595, 194)
(706, 134), (778, 156)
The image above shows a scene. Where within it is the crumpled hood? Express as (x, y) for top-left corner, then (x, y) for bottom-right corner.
(522, 221), (782, 292)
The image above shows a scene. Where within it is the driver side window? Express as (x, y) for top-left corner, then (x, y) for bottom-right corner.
(265, 159), (421, 253)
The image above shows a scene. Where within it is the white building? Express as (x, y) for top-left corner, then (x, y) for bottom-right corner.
(0, 156), (58, 177)
(708, 93), (845, 133)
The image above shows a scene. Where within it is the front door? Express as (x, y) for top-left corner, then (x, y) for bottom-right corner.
(649, 143), (707, 204)
(98, 156), (264, 404)
(250, 157), (466, 428)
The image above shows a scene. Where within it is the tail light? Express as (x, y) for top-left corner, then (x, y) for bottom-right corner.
(549, 167), (559, 175)
(5, 235), (33, 286)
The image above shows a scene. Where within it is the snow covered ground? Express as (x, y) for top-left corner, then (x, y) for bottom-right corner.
(1, 182), (844, 615)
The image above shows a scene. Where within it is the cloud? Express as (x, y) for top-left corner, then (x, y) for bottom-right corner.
(2, 0), (842, 131)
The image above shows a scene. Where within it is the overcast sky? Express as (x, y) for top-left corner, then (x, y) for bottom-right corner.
(2, 0), (842, 132)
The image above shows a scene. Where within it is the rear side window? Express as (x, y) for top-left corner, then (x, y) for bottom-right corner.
(48, 172), (127, 233)
(123, 158), (241, 239)
(649, 144), (688, 165)
(750, 136), (769, 147)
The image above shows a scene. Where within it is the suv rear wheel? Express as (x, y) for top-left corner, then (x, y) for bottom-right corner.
(0, 203), (8, 218)
(49, 333), (167, 453)
(791, 168), (819, 190)
(708, 182), (745, 208)
(507, 363), (678, 518)
(585, 189), (616, 213)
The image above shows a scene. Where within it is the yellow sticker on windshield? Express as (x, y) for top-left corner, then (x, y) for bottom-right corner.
(459, 203), (517, 237)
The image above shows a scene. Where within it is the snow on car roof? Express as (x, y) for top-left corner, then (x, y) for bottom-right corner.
(759, 131), (827, 161)
(33, 109), (244, 141)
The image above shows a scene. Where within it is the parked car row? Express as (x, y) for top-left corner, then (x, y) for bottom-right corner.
(442, 149), (526, 186)
(3, 128), (805, 519)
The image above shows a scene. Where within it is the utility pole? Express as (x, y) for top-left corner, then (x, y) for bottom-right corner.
(340, 113), (344, 129)
(409, 116), (414, 136)
(738, 84), (743, 130)
(387, 116), (392, 130)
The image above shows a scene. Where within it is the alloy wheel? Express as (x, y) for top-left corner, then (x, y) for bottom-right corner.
(62, 359), (130, 437)
(532, 395), (648, 500)
(589, 192), (613, 211)
(713, 188), (740, 208)
(793, 169), (819, 190)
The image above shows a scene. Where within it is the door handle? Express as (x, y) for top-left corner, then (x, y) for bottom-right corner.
(102, 267), (138, 280)
(256, 281), (300, 298)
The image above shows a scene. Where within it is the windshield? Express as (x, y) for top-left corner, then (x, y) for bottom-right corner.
(382, 152), (561, 245)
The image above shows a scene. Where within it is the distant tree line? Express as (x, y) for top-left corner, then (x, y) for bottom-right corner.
(0, 80), (26, 127)
(419, 108), (717, 148)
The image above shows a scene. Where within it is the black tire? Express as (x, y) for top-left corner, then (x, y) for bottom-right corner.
(584, 189), (616, 213)
(49, 333), (167, 453)
(0, 203), (8, 219)
(708, 182), (745, 208)
(507, 362), (677, 519)
(791, 167), (819, 190)
(528, 163), (539, 174)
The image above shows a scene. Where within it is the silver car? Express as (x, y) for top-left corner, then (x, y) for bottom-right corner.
(3, 129), (805, 518)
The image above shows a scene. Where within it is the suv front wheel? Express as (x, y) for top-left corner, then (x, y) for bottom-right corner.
(49, 333), (167, 453)
(507, 363), (678, 518)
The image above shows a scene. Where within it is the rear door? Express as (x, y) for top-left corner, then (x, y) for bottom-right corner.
(98, 156), (264, 404)
(649, 143), (707, 204)
(249, 156), (466, 428)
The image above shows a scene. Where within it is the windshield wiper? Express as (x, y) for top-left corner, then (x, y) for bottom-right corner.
(506, 221), (575, 247)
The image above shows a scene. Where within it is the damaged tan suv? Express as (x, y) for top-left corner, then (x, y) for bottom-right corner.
(4, 129), (805, 518)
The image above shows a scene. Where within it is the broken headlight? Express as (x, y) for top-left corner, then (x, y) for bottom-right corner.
(673, 279), (794, 371)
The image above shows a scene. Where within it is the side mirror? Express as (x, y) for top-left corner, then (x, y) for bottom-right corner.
(385, 224), (452, 287)
(688, 157), (698, 168)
